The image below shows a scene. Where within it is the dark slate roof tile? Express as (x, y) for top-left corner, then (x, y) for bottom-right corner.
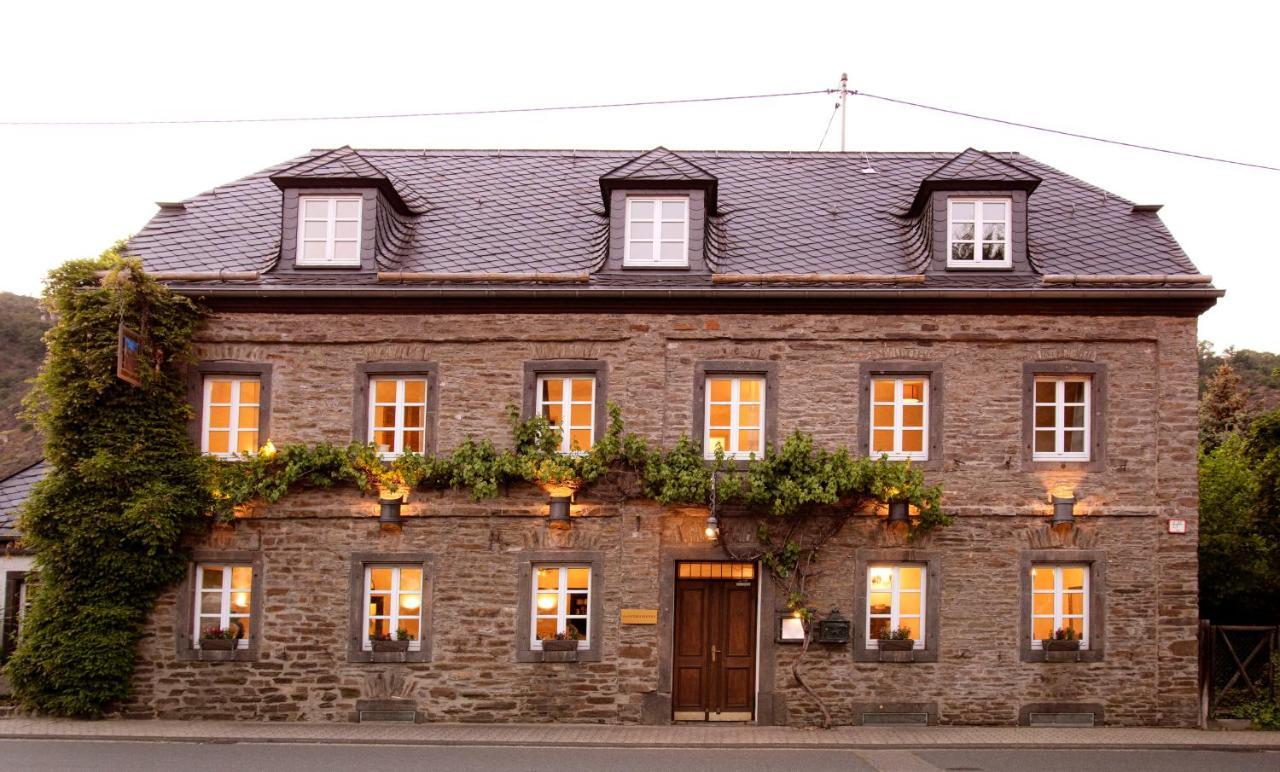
(125, 148), (1204, 286)
(0, 461), (47, 540)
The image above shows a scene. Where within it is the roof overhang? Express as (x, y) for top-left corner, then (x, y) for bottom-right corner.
(167, 283), (1223, 317)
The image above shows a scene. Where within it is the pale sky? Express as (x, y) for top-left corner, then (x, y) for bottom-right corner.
(1, 1), (1275, 351)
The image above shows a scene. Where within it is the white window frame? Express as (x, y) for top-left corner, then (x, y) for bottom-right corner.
(946, 198), (1011, 268)
(531, 565), (591, 650)
(193, 564), (252, 650)
(1032, 376), (1091, 461)
(15, 576), (28, 641)
(535, 375), (596, 454)
(703, 376), (765, 460)
(869, 376), (929, 461)
(361, 565), (424, 652)
(623, 196), (689, 268)
(865, 564), (926, 650)
(1030, 564), (1090, 650)
(297, 195), (363, 266)
(367, 377), (429, 459)
(201, 377), (260, 459)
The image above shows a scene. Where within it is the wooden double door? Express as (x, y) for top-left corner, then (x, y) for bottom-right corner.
(673, 564), (757, 721)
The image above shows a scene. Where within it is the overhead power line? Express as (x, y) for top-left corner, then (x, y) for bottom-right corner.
(3, 80), (1276, 174)
(850, 89), (1280, 173)
(0, 89), (832, 127)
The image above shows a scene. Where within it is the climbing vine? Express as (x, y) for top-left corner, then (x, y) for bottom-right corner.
(7, 248), (209, 717)
(8, 249), (949, 721)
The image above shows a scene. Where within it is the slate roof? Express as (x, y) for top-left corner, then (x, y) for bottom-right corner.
(924, 147), (1040, 184)
(125, 147), (1209, 291)
(0, 461), (46, 542)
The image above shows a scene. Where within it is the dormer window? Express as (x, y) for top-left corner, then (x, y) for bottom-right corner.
(947, 198), (1010, 268)
(297, 196), (362, 266)
(623, 197), (688, 268)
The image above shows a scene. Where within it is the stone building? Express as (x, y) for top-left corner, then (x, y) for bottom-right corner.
(18, 147), (1224, 725)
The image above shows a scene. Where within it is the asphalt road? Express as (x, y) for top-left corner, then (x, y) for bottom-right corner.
(0, 740), (1276, 772)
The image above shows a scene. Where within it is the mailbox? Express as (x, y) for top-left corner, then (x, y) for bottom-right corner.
(816, 607), (851, 644)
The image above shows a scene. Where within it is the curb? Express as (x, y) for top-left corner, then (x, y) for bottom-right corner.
(0, 732), (1278, 752)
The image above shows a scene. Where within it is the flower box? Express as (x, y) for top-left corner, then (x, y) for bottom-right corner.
(371, 639), (411, 653)
(1042, 639), (1081, 652)
(199, 638), (237, 651)
(540, 639), (581, 652)
(877, 638), (915, 652)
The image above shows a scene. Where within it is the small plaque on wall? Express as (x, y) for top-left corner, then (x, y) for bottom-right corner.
(620, 608), (658, 625)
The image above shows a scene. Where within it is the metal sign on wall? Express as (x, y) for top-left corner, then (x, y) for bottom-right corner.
(620, 608), (658, 625)
(116, 324), (143, 387)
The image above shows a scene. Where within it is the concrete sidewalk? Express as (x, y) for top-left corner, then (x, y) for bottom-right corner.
(0, 718), (1277, 750)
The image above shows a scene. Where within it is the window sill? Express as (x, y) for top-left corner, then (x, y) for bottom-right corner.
(1025, 458), (1103, 473)
(876, 649), (919, 663)
(620, 263), (692, 271)
(1022, 648), (1103, 664)
(943, 263), (1014, 271)
(292, 262), (364, 270)
(180, 646), (258, 663)
(517, 648), (595, 663)
(853, 647), (938, 663)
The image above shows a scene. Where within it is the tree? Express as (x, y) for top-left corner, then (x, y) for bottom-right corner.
(1200, 362), (1252, 452)
(1199, 409), (1280, 624)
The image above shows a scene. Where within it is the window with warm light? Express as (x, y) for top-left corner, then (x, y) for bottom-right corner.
(1033, 376), (1091, 461)
(194, 564), (253, 649)
(368, 377), (429, 458)
(623, 197), (689, 267)
(1031, 564), (1089, 648)
(201, 377), (260, 458)
(536, 375), (595, 453)
(297, 196), (363, 266)
(704, 376), (765, 459)
(947, 199), (1011, 268)
(866, 564), (925, 649)
(362, 565), (424, 651)
(869, 377), (929, 460)
(532, 565), (590, 648)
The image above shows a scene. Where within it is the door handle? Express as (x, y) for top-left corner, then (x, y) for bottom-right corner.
(711, 645), (719, 662)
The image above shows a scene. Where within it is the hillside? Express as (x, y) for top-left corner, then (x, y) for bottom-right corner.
(1199, 341), (1280, 412)
(0, 292), (48, 479)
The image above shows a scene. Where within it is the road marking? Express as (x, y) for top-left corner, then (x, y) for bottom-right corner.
(856, 749), (943, 771)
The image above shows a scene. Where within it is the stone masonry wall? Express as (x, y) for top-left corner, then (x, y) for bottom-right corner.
(126, 310), (1201, 725)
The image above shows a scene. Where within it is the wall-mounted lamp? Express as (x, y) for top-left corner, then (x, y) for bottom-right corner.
(1051, 494), (1077, 530)
(379, 494), (403, 525)
(703, 513), (720, 540)
(886, 500), (911, 528)
(547, 495), (572, 525)
(777, 611), (807, 643)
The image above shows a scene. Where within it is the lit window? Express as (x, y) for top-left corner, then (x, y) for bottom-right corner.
(532, 565), (590, 648)
(194, 564), (253, 649)
(1031, 565), (1089, 648)
(1033, 376), (1090, 461)
(202, 377), (260, 458)
(624, 197), (689, 267)
(362, 565), (424, 651)
(368, 377), (428, 458)
(870, 377), (928, 460)
(866, 564), (925, 649)
(948, 199), (1010, 267)
(297, 196), (363, 266)
(704, 376), (765, 459)
(537, 375), (596, 453)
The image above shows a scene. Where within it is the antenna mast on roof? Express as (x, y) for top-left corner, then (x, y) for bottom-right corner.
(839, 73), (848, 152)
